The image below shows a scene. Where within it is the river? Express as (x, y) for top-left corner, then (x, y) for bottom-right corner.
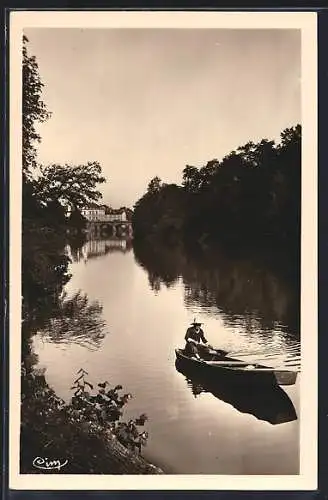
(31, 235), (300, 475)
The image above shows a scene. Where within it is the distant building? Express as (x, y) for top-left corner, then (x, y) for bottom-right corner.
(81, 205), (106, 221)
(81, 205), (129, 222)
(105, 207), (127, 222)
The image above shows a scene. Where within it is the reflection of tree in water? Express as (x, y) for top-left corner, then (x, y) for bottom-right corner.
(66, 233), (88, 262)
(182, 250), (298, 335)
(133, 240), (185, 293)
(147, 273), (162, 294)
(38, 291), (107, 350)
(133, 240), (299, 337)
(67, 235), (133, 263)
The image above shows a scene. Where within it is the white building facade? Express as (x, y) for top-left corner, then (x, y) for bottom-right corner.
(81, 206), (127, 222)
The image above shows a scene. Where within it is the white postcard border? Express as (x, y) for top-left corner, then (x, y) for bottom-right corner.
(9, 10), (318, 491)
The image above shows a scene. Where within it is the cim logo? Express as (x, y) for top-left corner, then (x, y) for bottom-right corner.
(32, 456), (68, 471)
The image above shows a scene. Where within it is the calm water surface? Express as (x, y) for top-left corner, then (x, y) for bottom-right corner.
(33, 237), (300, 475)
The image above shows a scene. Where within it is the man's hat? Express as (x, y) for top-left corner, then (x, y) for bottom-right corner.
(191, 318), (203, 326)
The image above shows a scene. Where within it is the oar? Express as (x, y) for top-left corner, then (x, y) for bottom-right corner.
(205, 345), (259, 356)
(230, 352), (285, 361)
(205, 350), (299, 371)
(229, 346), (300, 357)
(207, 360), (252, 365)
(211, 347), (289, 359)
(207, 348), (264, 359)
(227, 348), (279, 357)
(205, 346), (299, 368)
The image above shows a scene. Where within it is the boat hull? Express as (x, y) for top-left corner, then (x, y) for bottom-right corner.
(175, 348), (278, 386)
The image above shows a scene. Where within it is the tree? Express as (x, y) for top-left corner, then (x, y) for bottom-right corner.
(133, 124), (301, 250)
(22, 35), (51, 176)
(182, 165), (201, 193)
(279, 124), (301, 148)
(147, 176), (162, 194)
(133, 183), (186, 241)
(32, 161), (106, 211)
(21, 37), (107, 311)
(198, 160), (220, 189)
(67, 208), (88, 231)
(22, 36), (107, 217)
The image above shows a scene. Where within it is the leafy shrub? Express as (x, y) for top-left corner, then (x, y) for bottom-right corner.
(69, 369), (149, 454)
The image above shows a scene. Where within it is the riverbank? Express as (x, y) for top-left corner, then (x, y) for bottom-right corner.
(20, 368), (164, 475)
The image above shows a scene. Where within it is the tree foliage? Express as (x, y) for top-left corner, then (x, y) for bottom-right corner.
(33, 162), (106, 210)
(22, 37), (107, 309)
(147, 176), (163, 194)
(22, 35), (51, 176)
(22, 36), (106, 217)
(22, 220), (71, 314)
(133, 183), (187, 244)
(133, 125), (301, 254)
(70, 370), (149, 454)
(20, 366), (157, 474)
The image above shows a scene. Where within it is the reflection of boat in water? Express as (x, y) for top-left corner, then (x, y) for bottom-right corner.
(175, 347), (298, 386)
(175, 357), (297, 425)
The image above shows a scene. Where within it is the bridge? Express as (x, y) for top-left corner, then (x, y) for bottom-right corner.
(86, 220), (133, 238)
(81, 207), (133, 238)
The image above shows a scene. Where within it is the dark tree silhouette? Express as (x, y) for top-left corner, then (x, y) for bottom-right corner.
(133, 125), (301, 256)
(22, 37), (107, 311)
(22, 35), (51, 176)
(33, 162), (106, 211)
(147, 176), (163, 194)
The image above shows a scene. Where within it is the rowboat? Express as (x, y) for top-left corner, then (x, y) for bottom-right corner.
(175, 347), (297, 386)
(175, 357), (297, 425)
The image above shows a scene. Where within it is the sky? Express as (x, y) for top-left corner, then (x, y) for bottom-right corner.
(25, 28), (301, 208)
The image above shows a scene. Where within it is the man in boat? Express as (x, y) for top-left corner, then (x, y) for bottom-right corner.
(184, 319), (212, 360)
